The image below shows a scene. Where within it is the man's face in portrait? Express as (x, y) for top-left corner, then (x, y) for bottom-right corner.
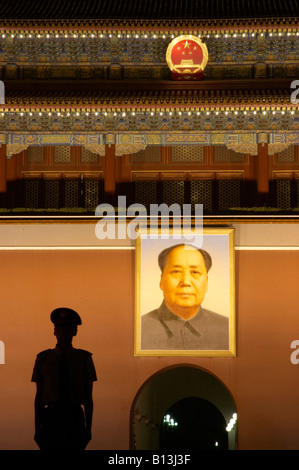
(159, 245), (208, 319)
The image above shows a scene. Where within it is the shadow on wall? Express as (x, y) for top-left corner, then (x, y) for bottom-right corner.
(130, 365), (237, 450)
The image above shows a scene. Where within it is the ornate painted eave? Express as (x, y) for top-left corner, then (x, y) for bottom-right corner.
(0, 0), (298, 19)
(0, 29), (297, 84)
(1, 81), (295, 109)
(0, 0), (298, 33)
(0, 1), (297, 160)
(1, 79), (296, 107)
(0, 21), (297, 36)
(1, 80), (298, 158)
(0, 17), (297, 30)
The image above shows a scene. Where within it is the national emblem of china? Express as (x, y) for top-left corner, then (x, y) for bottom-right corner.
(166, 35), (208, 80)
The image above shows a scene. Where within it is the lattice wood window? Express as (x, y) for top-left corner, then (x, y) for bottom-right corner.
(131, 147), (161, 163)
(162, 180), (185, 207)
(134, 181), (157, 209)
(277, 147), (295, 163)
(81, 148), (98, 163)
(84, 180), (101, 211)
(214, 146), (245, 163)
(54, 146), (71, 163)
(24, 179), (40, 208)
(44, 180), (60, 209)
(276, 180), (291, 209)
(218, 180), (241, 210)
(27, 147), (44, 163)
(171, 146), (204, 162)
(65, 180), (80, 208)
(191, 180), (213, 213)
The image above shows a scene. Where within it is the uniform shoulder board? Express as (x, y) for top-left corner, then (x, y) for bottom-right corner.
(77, 348), (93, 357)
(36, 348), (53, 358)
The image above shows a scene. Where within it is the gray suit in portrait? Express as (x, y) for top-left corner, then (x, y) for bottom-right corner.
(141, 301), (229, 350)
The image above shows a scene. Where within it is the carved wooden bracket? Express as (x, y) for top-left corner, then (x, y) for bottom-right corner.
(6, 143), (28, 157)
(268, 143), (291, 155)
(83, 144), (106, 156)
(226, 143), (258, 156)
(115, 144), (147, 156)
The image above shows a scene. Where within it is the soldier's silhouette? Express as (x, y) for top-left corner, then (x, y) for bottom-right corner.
(32, 307), (97, 450)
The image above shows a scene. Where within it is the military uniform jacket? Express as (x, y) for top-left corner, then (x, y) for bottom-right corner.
(31, 346), (97, 405)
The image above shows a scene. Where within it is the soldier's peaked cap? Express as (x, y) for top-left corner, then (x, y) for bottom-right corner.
(50, 307), (82, 326)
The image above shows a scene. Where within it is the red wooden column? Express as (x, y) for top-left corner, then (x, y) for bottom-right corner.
(0, 144), (7, 192)
(257, 139), (269, 194)
(104, 135), (116, 194)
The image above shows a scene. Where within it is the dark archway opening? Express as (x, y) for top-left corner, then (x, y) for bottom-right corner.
(131, 365), (237, 450)
(160, 397), (228, 450)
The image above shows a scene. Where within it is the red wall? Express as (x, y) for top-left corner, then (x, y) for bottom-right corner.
(0, 248), (299, 450)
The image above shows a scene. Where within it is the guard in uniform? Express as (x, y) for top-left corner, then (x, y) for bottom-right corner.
(32, 307), (97, 450)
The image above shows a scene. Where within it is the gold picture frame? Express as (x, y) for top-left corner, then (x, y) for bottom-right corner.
(134, 227), (236, 357)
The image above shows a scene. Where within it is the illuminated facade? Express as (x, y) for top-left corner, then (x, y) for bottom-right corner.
(0, 1), (299, 452)
(0, 0), (298, 214)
